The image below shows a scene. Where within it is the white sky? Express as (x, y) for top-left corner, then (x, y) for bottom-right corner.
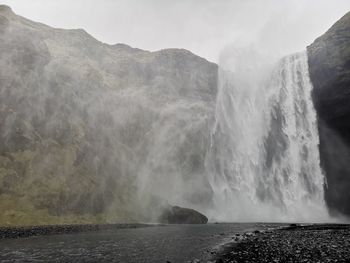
(2, 0), (350, 62)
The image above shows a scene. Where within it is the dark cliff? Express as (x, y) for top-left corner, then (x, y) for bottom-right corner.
(308, 11), (350, 216)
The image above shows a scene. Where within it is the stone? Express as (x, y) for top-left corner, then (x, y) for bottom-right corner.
(159, 206), (208, 224)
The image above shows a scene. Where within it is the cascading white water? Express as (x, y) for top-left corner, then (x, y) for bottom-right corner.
(205, 49), (329, 222)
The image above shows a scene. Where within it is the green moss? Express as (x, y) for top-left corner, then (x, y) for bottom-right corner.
(0, 194), (137, 226)
(0, 138), (137, 226)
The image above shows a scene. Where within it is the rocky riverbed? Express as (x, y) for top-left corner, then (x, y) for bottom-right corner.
(215, 224), (350, 263)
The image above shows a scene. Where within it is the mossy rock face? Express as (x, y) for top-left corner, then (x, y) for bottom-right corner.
(0, 142), (135, 225)
(0, 6), (218, 226)
(308, 11), (350, 216)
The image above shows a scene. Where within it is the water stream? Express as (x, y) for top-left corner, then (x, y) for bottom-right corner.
(204, 50), (328, 222)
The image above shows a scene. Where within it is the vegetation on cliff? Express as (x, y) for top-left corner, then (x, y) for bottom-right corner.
(0, 5), (217, 226)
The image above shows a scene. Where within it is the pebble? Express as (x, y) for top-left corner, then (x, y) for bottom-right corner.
(214, 224), (350, 263)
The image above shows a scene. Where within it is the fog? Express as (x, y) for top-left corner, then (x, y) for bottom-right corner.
(0, 0), (348, 223)
(2, 0), (350, 62)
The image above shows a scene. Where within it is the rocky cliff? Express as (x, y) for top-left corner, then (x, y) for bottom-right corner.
(0, 5), (217, 225)
(308, 11), (350, 216)
(4, 3), (350, 224)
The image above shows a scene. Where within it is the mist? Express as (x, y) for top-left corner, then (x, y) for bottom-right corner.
(1, 0), (348, 223)
(1, 1), (350, 262)
(2, 0), (350, 62)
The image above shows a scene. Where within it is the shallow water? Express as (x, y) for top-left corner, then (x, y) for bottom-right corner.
(0, 223), (284, 262)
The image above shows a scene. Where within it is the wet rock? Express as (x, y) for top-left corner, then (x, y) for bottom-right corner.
(215, 224), (350, 263)
(159, 206), (208, 224)
(307, 10), (350, 216)
(0, 5), (218, 226)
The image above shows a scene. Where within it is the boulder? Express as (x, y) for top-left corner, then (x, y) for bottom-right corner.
(159, 206), (208, 224)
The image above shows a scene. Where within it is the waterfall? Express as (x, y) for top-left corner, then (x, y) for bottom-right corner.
(205, 50), (329, 222)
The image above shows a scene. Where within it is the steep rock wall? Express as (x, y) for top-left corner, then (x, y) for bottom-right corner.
(308, 11), (350, 216)
(0, 5), (218, 225)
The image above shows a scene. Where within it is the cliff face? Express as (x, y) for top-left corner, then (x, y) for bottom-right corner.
(0, 6), (218, 225)
(308, 11), (350, 216)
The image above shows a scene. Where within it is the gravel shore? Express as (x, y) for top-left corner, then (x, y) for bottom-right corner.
(215, 224), (350, 263)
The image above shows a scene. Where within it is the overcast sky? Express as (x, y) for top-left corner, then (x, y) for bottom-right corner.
(2, 0), (350, 62)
